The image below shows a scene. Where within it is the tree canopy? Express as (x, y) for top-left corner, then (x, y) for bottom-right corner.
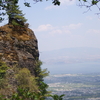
(6, 0), (27, 25)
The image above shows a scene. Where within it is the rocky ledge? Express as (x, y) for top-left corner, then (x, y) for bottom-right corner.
(0, 24), (39, 75)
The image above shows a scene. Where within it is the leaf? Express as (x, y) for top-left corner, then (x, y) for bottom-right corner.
(60, 94), (65, 97)
(52, 0), (60, 6)
(83, 0), (87, 2)
(92, 0), (98, 4)
(24, 2), (31, 7)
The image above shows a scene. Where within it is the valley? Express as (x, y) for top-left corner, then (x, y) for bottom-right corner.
(44, 73), (100, 100)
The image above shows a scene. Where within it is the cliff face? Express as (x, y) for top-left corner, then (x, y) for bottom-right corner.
(0, 24), (39, 75)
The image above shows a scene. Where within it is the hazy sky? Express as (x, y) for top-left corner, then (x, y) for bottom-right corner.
(1, 0), (100, 51)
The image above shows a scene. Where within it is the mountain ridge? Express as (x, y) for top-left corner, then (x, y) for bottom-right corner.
(40, 47), (100, 64)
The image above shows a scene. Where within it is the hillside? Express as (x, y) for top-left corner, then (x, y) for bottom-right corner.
(0, 24), (40, 98)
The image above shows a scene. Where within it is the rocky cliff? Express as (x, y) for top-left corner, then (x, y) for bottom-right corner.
(0, 24), (39, 75)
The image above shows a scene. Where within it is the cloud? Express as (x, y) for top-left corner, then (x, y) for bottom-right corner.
(34, 23), (82, 36)
(87, 29), (100, 34)
(63, 23), (82, 30)
(60, 0), (76, 5)
(45, 0), (76, 10)
(48, 29), (71, 36)
(86, 16), (93, 20)
(49, 29), (63, 34)
(34, 24), (54, 32)
(45, 5), (58, 10)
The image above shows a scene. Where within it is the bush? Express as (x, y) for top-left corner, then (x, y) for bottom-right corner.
(0, 61), (9, 90)
(0, 60), (65, 100)
(15, 68), (38, 92)
(0, 61), (8, 79)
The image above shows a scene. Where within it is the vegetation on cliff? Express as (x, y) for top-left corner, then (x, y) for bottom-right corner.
(7, 0), (27, 26)
(0, 0), (27, 26)
(0, 23), (64, 100)
(0, 59), (48, 99)
(0, 59), (64, 100)
(0, 0), (65, 99)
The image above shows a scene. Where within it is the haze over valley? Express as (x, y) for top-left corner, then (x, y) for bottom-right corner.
(40, 47), (100, 74)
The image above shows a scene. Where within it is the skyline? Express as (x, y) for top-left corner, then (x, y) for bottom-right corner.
(0, 0), (100, 51)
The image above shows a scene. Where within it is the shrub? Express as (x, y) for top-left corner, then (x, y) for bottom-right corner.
(0, 60), (9, 90)
(15, 68), (38, 92)
(0, 60), (65, 100)
(0, 61), (8, 79)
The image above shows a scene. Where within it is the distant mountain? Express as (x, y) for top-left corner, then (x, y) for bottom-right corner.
(40, 47), (100, 64)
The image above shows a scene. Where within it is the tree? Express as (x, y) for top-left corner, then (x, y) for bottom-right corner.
(0, 0), (100, 24)
(6, 0), (27, 26)
(34, 60), (50, 98)
(0, 0), (27, 25)
(0, 0), (60, 24)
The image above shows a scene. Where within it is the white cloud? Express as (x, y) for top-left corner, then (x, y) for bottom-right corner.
(64, 23), (82, 30)
(48, 29), (71, 36)
(34, 23), (82, 36)
(34, 24), (54, 32)
(87, 29), (100, 34)
(35, 23), (100, 51)
(60, 0), (76, 5)
(49, 29), (63, 35)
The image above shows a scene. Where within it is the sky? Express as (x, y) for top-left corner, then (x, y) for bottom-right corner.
(1, 0), (100, 52)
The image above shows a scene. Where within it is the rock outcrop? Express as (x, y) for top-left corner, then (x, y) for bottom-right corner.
(0, 24), (39, 75)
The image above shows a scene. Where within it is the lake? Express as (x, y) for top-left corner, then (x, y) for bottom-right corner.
(41, 61), (100, 75)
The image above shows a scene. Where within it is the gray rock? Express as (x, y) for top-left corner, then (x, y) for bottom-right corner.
(0, 25), (39, 75)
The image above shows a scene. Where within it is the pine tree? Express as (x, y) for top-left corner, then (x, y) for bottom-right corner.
(6, 0), (27, 26)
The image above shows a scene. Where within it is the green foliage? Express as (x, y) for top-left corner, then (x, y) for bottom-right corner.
(0, 0), (100, 24)
(15, 68), (38, 92)
(0, 87), (64, 100)
(6, 0), (27, 26)
(0, 61), (11, 98)
(35, 60), (50, 98)
(79, 0), (99, 10)
(0, 61), (8, 79)
(11, 88), (36, 100)
(50, 94), (65, 100)
(11, 20), (19, 26)
(52, 0), (60, 5)
(0, 0), (61, 23)
(0, 59), (65, 100)
(0, 78), (8, 89)
(83, 0), (87, 2)
(35, 60), (49, 81)
(81, 0), (99, 5)
(92, 0), (98, 5)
